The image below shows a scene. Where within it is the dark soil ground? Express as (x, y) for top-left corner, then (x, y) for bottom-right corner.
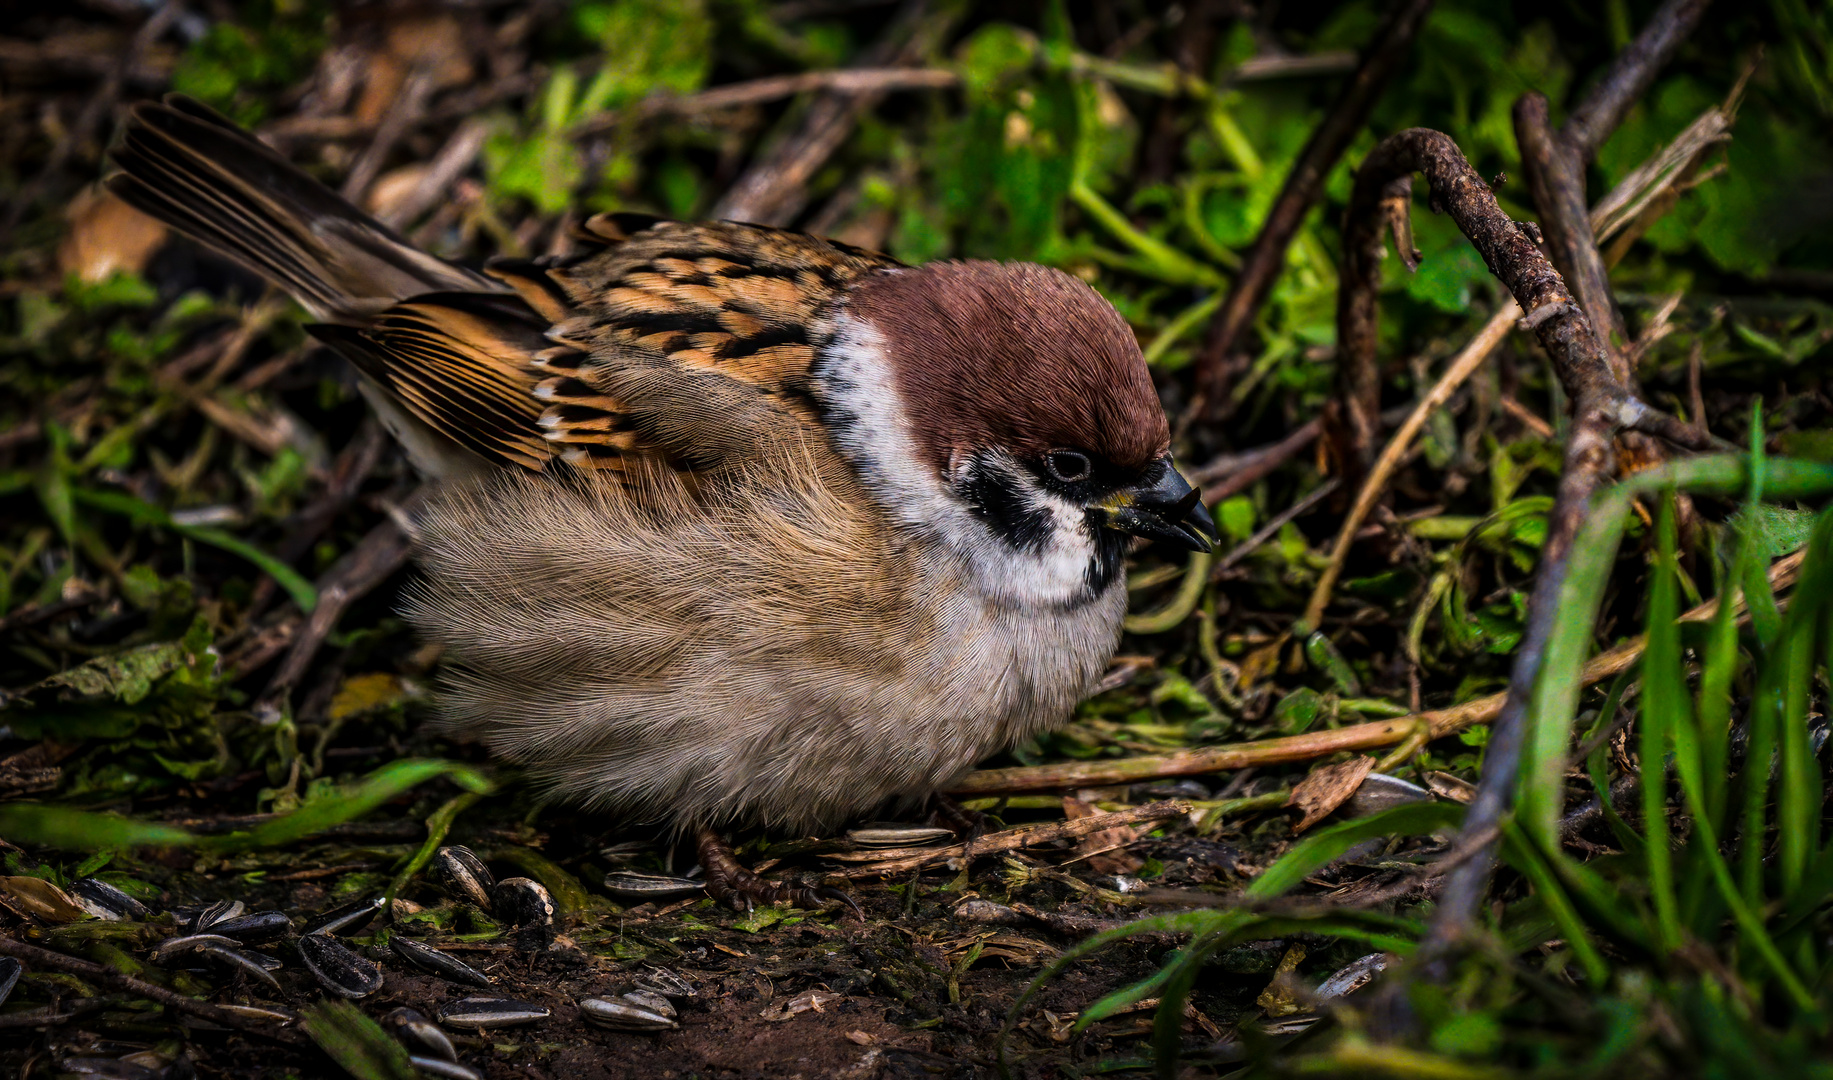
(3, 819), (1356, 1079)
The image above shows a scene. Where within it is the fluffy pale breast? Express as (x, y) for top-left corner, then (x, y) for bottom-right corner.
(407, 448), (1121, 834)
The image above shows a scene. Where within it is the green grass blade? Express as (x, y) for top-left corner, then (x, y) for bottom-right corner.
(1518, 455), (1833, 848)
(1668, 781), (1817, 1010)
(1696, 528), (1747, 830)
(1152, 946), (1205, 1080)
(1773, 508), (1833, 895)
(1244, 801), (1465, 899)
(1641, 492), (1687, 952)
(1584, 668), (1646, 857)
(1517, 826), (1655, 953)
(1738, 660), (1779, 907)
(72, 487), (318, 612)
(1500, 821), (1611, 986)
(208, 759), (493, 852)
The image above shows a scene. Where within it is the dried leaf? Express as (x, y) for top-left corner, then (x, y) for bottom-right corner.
(1287, 756), (1375, 833)
(761, 989), (844, 1021)
(1255, 943), (1308, 1017)
(58, 188), (167, 284)
(1063, 795), (1144, 874)
(0, 876), (89, 922)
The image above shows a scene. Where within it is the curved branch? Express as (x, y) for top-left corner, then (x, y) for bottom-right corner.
(1337, 129), (1623, 464)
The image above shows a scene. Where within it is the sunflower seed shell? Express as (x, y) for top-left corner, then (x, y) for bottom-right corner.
(208, 910), (291, 943)
(433, 846), (495, 911)
(436, 996), (549, 1029)
(410, 1057), (483, 1080)
(298, 932), (384, 998)
(195, 942), (281, 989)
(68, 878), (152, 921)
(150, 933), (238, 963)
(600, 871), (706, 903)
(390, 935), (494, 987)
(193, 898), (245, 931)
(489, 877), (554, 928)
(385, 1007), (457, 1062)
(620, 989), (675, 1018)
(301, 895), (384, 937)
(846, 825), (956, 849)
(217, 1003), (296, 1024)
(579, 995), (677, 1031)
(0, 958), (20, 1008)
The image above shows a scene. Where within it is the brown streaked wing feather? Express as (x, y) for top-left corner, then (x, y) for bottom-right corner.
(514, 220), (904, 464)
(308, 293), (560, 473)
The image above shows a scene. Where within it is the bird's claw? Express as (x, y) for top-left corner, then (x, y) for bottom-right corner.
(695, 826), (863, 919)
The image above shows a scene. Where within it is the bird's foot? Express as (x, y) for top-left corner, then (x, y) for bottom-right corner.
(694, 827), (863, 918)
(929, 792), (990, 840)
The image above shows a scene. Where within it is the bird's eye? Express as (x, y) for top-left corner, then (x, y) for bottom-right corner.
(1046, 450), (1092, 483)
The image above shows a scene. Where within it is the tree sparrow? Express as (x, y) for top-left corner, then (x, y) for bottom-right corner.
(108, 96), (1216, 910)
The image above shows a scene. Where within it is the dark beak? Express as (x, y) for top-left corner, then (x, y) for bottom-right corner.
(1094, 459), (1218, 552)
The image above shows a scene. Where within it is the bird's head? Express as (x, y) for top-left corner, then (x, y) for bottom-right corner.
(816, 260), (1216, 606)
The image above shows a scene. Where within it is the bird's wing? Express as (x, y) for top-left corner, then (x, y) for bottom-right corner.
(489, 217), (904, 471)
(304, 293), (556, 473)
(109, 96), (902, 479)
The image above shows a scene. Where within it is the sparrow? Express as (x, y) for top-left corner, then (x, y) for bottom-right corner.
(107, 95), (1217, 911)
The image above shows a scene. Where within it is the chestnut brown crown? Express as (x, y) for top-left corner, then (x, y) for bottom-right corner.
(845, 261), (1169, 477)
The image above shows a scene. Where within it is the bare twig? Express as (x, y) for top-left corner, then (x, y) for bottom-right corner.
(839, 801), (1189, 876)
(1417, 1), (1715, 968)
(1210, 479), (1341, 578)
(0, 997), (119, 1029)
(1301, 304), (1519, 629)
(1137, 0), (1225, 189)
(378, 117), (491, 230)
(1189, 401), (1413, 504)
(340, 65), (438, 205)
(1516, 93), (1628, 359)
(570, 68), (961, 139)
(1190, 419), (1322, 502)
(256, 489), (422, 714)
(1335, 131), (1621, 972)
(1562, 0), (1715, 162)
(1188, 0), (1435, 426)
(712, 1), (961, 226)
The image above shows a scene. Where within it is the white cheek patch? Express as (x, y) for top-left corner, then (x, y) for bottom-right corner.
(817, 315), (1102, 608)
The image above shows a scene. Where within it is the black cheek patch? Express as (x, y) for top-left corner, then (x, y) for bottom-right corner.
(1085, 525), (1127, 596)
(962, 462), (1054, 552)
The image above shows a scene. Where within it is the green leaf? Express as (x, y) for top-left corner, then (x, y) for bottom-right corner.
(1640, 493), (1686, 951)
(1217, 495), (1256, 543)
(301, 998), (417, 1080)
(959, 23), (1039, 98)
(71, 488), (316, 612)
(485, 128), (585, 216)
(21, 641), (189, 705)
(0, 805), (198, 850)
(210, 759), (493, 853)
(1246, 801), (1466, 900)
